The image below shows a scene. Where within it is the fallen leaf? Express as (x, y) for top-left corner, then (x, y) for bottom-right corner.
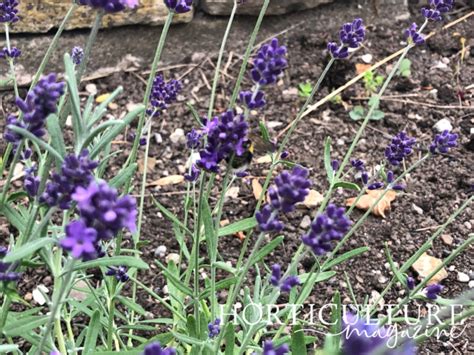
(355, 63), (372, 75)
(234, 231), (246, 242)
(412, 253), (448, 285)
(12, 162), (24, 182)
(345, 189), (397, 218)
(255, 155), (272, 164)
(96, 93), (111, 103)
(252, 179), (263, 200)
(301, 190), (324, 208)
(70, 280), (88, 301)
(225, 186), (240, 199)
(219, 219), (230, 227)
(138, 157), (156, 174)
(148, 175), (184, 187)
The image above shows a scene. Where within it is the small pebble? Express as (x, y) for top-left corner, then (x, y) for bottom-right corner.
(86, 83), (97, 95)
(457, 272), (470, 283)
(154, 245), (167, 258)
(299, 215), (312, 229)
(170, 128), (185, 144)
(469, 281), (474, 289)
(433, 118), (453, 133)
(166, 253), (180, 264)
(440, 234), (453, 246)
(361, 53), (373, 63)
(412, 203), (424, 215)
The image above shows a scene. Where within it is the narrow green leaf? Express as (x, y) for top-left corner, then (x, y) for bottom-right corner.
(80, 119), (125, 152)
(299, 271), (337, 284)
(202, 199), (217, 261)
(64, 53), (84, 140)
(324, 137), (333, 184)
(83, 310), (101, 355)
(88, 86), (124, 128)
(250, 236), (284, 266)
(3, 238), (56, 263)
(224, 323), (236, 355)
(0, 345), (19, 353)
(73, 256), (149, 271)
(4, 315), (48, 337)
(46, 114), (66, 163)
(186, 102), (203, 127)
(201, 277), (237, 299)
(110, 163), (137, 189)
(333, 181), (361, 191)
(7, 125), (63, 163)
(172, 331), (206, 346)
(384, 243), (405, 285)
(323, 291), (341, 353)
(156, 260), (193, 296)
(218, 217), (257, 237)
(291, 324), (307, 355)
(116, 296), (146, 316)
(324, 247), (369, 270)
(1, 203), (26, 233)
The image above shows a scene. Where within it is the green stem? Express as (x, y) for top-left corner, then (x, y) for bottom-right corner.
(54, 317), (67, 355)
(0, 143), (23, 206)
(76, 11), (104, 81)
(4, 23), (19, 97)
(207, 0), (238, 118)
(229, 0), (270, 107)
(107, 295), (116, 350)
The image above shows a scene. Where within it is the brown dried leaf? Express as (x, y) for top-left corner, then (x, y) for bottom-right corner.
(138, 157), (156, 174)
(412, 253), (448, 285)
(355, 63), (372, 75)
(252, 179), (263, 200)
(345, 189), (397, 218)
(234, 231), (246, 242)
(148, 175), (184, 187)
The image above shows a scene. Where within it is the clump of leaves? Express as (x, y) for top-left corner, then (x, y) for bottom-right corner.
(349, 96), (385, 121)
(363, 70), (384, 93)
(397, 58), (412, 77)
(298, 82), (312, 98)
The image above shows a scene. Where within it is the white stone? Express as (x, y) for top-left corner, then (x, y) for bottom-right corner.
(154, 245), (167, 258)
(457, 272), (470, 283)
(412, 203), (424, 215)
(433, 118), (453, 133)
(32, 285), (49, 305)
(469, 281), (474, 288)
(85, 83), (97, 95)
(166, 253), (180, 264)
(170, 128), (185, 145)
(361, 54), (373, 64)
(300, 215), (312, 229)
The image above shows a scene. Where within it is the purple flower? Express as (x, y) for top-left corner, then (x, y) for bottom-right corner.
(270, 264), (281, 286)
(197, 110), (249, 173)
(429, 130), (458, 154)
(256, 167), (310, 233)
(186, 128), (201, 150)
(425, 284), (443, 300)
(421, 7), (442, 21)
(40, 150), (98, 209)
(302, 204), (352, 256)
(385, 132), (416, 166)
(0, 0), (19, 23)
(148, 74), (182, 116)
(262, 341), (289, 355)
(184, 164), (200, 182)
(78, 0), (138, 13)
(404, 23), (425, 45)
(208, 318), (221, 338)
(0, 46), (21, 59)
(60, 220), (98, 260)
(367, 182), (384, 190)
(342, 312), (416, 355)
(139, 137), (147, 146)
(430, 0), (455, 13)
(0, 247), (21, 282)
(328, 18), (365, 60)
(331, 159), (339, 171)
(239, 90), (266, 109)
(361, 171), (369, 185)
(280, 151), (289, 159)
(72, 180), (137, 240)
(106, 265), (129, 282)
(71, 46), (84, 65)
(143, 341), (176, 355)
(164, 0), (193, 13)
(251, 38), (288, 86)
(24, 171), (40, 198)
(270, 167), (311, 213)
(386, 170), (405, 191)
(280, 275), (300, 293)
(351, 159), (365, 171)
(406, 276), (415, 290)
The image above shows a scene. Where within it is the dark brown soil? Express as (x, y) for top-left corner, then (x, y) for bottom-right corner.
(1, 1), (473, 353)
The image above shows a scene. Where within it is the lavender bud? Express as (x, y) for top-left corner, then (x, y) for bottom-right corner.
(208, 318), (221, 338)
(385, 131), (416, 166)
(262, 341), (289, 355)
(425, 284), (444, 300)
(280, 275), (300, 293)
(429, 130), (458, 154)
(0, 0), (19, 23)
(71, 46), (84, 65)
(270, 264), (281, 286)
(164, 0), (193, 13)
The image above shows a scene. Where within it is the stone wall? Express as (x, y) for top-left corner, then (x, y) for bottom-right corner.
(4, 0), (193, 33)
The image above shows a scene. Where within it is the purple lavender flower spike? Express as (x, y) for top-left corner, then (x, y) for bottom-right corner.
(425, 284), (444, 300)
(404, 23), (425, 45)
(367, 182), (384, 190)
(106, 265), (129, 282)
(406, 276), (415, 290)
(143, 341), (176, 355)
(270, 264), (281, 286)
(270, 167), (311, 213)
(197, 110), (249, 173)
(280, 275), (300, 293)
(421, 8), (442, 21)
(342, 312), (416, 355)
(239, 90), (266, 109)
(72, 180), (137, 240)
(331, 159), (339, 171)
(148, 74), (182, 116)
(40, 150), (98, 209)
(164, 0), (193, 13)
(361, 171), (369, 185)
(386, 170), (405, 191)
(0, 0), (19, 23)
(429, 130), (458, 154)
(0, 46), (21, 60)
(186, 128), (201, 150)
(302, 204), (352, 256)
(430, 0), (455, 13)
(78, 0), (138, 13)
(139, 137), (147, 146)
(328, 18), (365, 60)
(0, 247), (21, 282)
(251, 38), (288, 86)
(184, 164), (200, 182)
(350, 159), (365, 171)
(385, 132), (416, 166)
(24, 172), (40, 198)
(60, 220), (98, 260)
(208, 318), (221, 338)
(262, 341), (289, 355)
(280, 151), (289, 159)
(71, 46), (84, 65)
(256, 205), (284, 233)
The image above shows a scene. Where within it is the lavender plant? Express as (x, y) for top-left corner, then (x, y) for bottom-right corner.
(0, 0), (472, 354)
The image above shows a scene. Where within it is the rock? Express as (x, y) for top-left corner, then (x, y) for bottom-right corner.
(301, 190), (324, 208)
(191, 52), (206, 63)
(361, 54), (373, 64)
(412, 203), (424, 215)
(201, 0), (334, 15)
(154, 245), (167, 258)
(70, 280), (89, 301)
(85, 83), (98, 95)
(5, 0), (193, 34)
(469, 281), (474, 289)
(166, 253), (180, 264)
(170, 128), (185, 145)
(225, 186), (240, 199)
(412, 253), (448, 285)
(433, 118), (453, 132)
(32, 285), (49, 305)
(368, 290), (385, 311)
(440, 234), (453, 246)
(299, 215), (312, 229)
(457, 272), (470, 283)
(282, 87), (299, 100)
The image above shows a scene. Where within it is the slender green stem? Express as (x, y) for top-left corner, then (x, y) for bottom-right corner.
(76, 11), (104, 81)
(229, 0), (270, 107)
(207, 0), (238, 118)
(37, 260), (76, 355)
(54, 317), (67, 355)
(4, 23), (19, 97)
(0, 144), (22, 206)
(107, 295), (116, 350)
